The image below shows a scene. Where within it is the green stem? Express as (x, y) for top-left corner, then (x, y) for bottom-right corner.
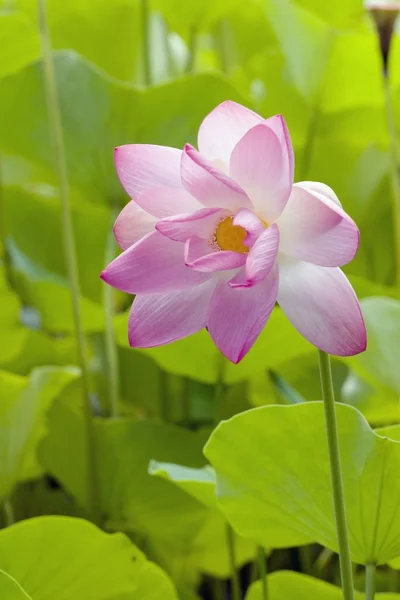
(3, 499), (14, 527)
(141, 0), (152, 85)
(214, 20), (230, 74)
(258, 546), (268, 600)
(383, 73), (400, 286)
(300, 105), (319, 180)
(226, 525), (241, 600)
(318, 350), (354, 600)
(37, 0), (100, 524)
(103, 210), (119, 418)
(185, 27), (197, 73)
(365, 563), (376, 600)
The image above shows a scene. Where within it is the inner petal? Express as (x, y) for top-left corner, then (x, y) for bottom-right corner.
(214, 216), (249, 254)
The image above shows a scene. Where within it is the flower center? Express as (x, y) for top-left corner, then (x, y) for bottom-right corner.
(214, 217), (249, 254)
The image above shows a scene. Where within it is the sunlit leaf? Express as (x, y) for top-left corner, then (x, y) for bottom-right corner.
(204, 402), (400, 564)
(0, 516), (178, 599)
(0, 570), (31, 600)
(0, 11), (39, 80)
(246, 570), (400, 600)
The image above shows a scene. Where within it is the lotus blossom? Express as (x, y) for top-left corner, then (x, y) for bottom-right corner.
(101, 101), (367, 363)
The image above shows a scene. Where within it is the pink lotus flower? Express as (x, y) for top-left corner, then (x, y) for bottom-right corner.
(101, 101), (367, 363)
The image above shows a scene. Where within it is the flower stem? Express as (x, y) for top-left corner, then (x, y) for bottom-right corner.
(318, 350), (354, 600)
(3, 499), (14, 526)
(185, 26), (197, 73)
(103, 209), (119, 418)
(366, 563), (376, 600)
(37, 0), (100, 524)
(383, 73), (400, 286)
(226, 524), (241, 600)
(141, 0), (152, 85)
(258, 546), (268, 600)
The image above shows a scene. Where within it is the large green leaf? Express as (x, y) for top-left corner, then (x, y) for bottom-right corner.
(0, 10), (40, 80)
(14, 0), (142, 82)
(0, 516), (178, 599)
(350, 297), (400, 394)
(0, 367), (77, 500)
(0, 570), (31, 600)
(115, 307), (313, 385)
(204, 402), (400, 565)
(246, 571), (400, 600)
(149, 462), (256, 575)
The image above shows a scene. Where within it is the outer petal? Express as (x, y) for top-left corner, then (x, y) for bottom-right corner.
(128, 279), (216, 347)
(233, 209), (265, 246)
(156, 207), (226, 242)
(296, 181), (341, 207)
(113, 201), (157, 250)
(101, 231), (209, 294)
(184, 236), (246, 272)
(229, 224), (279, 288)
(135, 185), (201, 218)
(181, 144), (253, 211)
(277, 257), (367, 356)
(114, 144), (182, 199)
(277, 184), (359, 267)
(229, 124), (292, 222)
(197, 100), (264, 167)
(264, 114), (294, 183)
(207, 266), (279, 363)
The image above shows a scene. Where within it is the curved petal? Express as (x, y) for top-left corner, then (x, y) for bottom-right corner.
(181, 144), (253, 211)
(184, 236), (246, 273)
(229, 124), (292, 222)
(156, 207), (226, 242)
(135, 185), (201, 218)
(264, 114), (294, 183)
(296, 181), (341, 207)
(113, 201), (157, 250)
(197, 100), (264, 167)
(277, 257), (367, 356)
(207, 266), (279, 363)
(233, 209), (265, 246)
(277, 185), (359, 267)
(101, 230), (209, 294)
(229, 224), (279, 288)
(114, 144), (182, 200)
(128, 279), (216, 348)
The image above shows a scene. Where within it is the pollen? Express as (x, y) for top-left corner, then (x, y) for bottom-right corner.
(214, 217), (249, 254)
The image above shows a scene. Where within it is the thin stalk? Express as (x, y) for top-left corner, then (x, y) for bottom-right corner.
(37, 0), (100, 524)
(365, 563), (376, 600)
(300, 105), (319, 180)
(3, 499), (14, 526)
(185, 26), (197, 73)
(103, 210), (119, 418)
(214, 20), (230, 74)
(226, 525), (241, 600)
(163, 19), (177, 78)
(318, 350), (354, 600)
(383, 74), (400, 285)
(258, 546), (268, 600)
(141, 0), (152, 85)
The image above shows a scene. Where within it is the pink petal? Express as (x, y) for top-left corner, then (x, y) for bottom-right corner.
(229, 224), (279, 288)
(114, 145), (182, 200)
(113, 201), (157, 250)
(264, 114), (294, 183)
(184, 236), (246, 273)
(277, 257), (367, 357)
(233, 209), (265, 246)
(135, 185), (202, 218)
(156, 207), (226, 242)
(207, 266), (279, 363)
(181, 144), (253, 211)
(229, 124), (292, 222)
(197, 100), (264, 167)
(296, 181), (341, 207)
(101, 230), (209, 294)
(277, 184), (359, 267)
(128, 280), (216, 347)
